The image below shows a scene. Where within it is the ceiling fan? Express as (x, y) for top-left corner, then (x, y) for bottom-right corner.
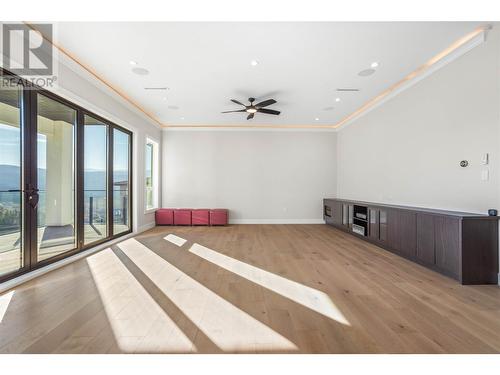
(222, 97), (281, 120)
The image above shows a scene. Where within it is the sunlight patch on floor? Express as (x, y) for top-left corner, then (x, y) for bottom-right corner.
(0, 290), (14, 323)
(117, 238), (298, 352)
(189, 243), (350, 326)
(86, 248), (194, 353)
(164, 234), (187, 247)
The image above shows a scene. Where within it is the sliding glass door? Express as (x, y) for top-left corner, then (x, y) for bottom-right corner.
(0, 82), (23, 277)
(84, 115), (108, 245)
(113, 128), (131, 235)
(0, 69), (133, 283)
(36, 94), (77, 262)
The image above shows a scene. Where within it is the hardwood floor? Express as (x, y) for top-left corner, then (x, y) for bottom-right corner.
(1, 224), (500, 353)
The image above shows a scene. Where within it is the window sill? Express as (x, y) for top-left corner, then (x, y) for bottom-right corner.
(144, 207), (159, 215)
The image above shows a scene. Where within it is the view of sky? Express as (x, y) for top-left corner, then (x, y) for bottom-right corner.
(1, 122), (129, 172)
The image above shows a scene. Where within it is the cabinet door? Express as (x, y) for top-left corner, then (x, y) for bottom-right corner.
(369, 208), (379, 240)
(379, 209), (388, 243)
(435, 217), (460, 277)
(398, 211), (417, 257)
(333, 201), (343, 225)
(416, 213), (435, 265)
(387, 210), (416, 257)
(387, 209), (399, 250)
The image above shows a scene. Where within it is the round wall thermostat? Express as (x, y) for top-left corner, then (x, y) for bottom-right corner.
(460, 160), (469, 167)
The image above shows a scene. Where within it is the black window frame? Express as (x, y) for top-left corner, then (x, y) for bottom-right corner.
(0, 67), (133, 284)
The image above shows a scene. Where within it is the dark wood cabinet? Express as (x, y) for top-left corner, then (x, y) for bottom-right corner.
(323, 198), (499, 285)
(387, 209), (399, 251)
(416, 213), (435, 265)
(387, 209), (416, 257)
(399, 211), (417, 258)
(434, 216), (460, 278)
(332, 201), (343, 226)
(379, 209), (387, 243)
(368, 208), (379, 240)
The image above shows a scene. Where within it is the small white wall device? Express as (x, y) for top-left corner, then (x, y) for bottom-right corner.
(481, 153), (489, 165)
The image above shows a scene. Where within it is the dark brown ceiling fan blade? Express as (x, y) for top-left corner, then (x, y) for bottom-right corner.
(231, 99), (246, 106)
(247, 113), (254, 120)
(257, 108), (280, 115)
(255, 99), (276, 108)
(221, 109), (246, 113)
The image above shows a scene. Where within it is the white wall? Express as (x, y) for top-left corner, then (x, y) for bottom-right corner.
(162, 130), (337, 223)
(337, 27), (500, 214)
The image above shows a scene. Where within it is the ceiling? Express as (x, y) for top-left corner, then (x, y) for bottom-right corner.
(53, 22), (484, 127)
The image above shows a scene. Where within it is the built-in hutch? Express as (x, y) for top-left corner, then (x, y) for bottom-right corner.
(323, 198), (499, 285)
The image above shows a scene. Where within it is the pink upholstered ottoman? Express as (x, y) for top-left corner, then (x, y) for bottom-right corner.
(156, 209), (174, 225)
(192, 209), (210, 226)
(209, 209), (228, 226)
(174, 209), (192, 225)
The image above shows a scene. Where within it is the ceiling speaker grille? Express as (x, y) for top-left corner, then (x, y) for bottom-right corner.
(336, 88), (359, 92)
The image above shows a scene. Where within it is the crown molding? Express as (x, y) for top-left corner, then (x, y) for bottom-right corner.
(24, 22), (163, 130)
(333, 25), (491, 131)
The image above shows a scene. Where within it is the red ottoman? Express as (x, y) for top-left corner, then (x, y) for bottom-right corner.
(192, 209), (210, 226)
(174, 209), (192, 225)
(209, 209), (228, 226)
(156, 209), (174, 225)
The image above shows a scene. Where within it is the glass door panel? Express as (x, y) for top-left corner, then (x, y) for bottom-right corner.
(0, 84), (23, 276)
(84, 115), (108, 245)
(113, 128), (130, 235)
(36, 94), (76, 261)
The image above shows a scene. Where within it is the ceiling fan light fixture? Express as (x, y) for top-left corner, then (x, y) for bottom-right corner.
(246, 108), (257, 113)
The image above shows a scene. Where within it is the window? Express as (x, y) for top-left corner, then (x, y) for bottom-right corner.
(145, 138), (158, 211)
(0, 68), (133, 283)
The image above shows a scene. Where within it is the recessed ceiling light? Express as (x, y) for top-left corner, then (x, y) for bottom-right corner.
(162, 97), (167, 101)
(250, 59), (259, 66)
(129, 60), (138, 66)
(132, 67), (149, 76)
(335, 98), (341, 102)
(180, 117), (185, 120)
(358, 68), (376, 77)
(315, 117), (320, 121)
(371, 61), (379, 68)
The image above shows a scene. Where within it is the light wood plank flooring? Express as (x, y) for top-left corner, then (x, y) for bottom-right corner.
(1, 224), (500, 353)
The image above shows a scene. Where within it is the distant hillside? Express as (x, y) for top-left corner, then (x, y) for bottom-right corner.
(0, 165), (128, 192)
(0, 164), (46, 191)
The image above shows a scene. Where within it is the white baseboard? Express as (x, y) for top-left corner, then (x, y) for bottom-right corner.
(0, 223), (156, 294)
(228, 219), (326, 224)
